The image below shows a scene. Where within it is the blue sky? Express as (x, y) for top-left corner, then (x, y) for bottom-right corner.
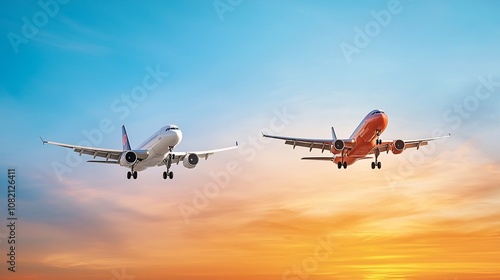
(1, 1), (500, 279)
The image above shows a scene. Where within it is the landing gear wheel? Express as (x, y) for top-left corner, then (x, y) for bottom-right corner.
(343, 161), (347, 169)
(168, 171), (174, 179)
(163, 171), (167, 179)
(375, 129), (382, 145)
(371, 162), (376, 169)
(132, 171), (137, 179)
(337, 162), (342, 169)
(127, 171), (132, 179)
(377, 162), (382, 169)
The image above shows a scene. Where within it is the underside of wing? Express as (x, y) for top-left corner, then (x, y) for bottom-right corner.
(41, 139), (123, 161)
(188, 143), (239, 160)
(263, 133), (354, 152)
(159, 142), (239, 166)
(370, 134), (451, 154)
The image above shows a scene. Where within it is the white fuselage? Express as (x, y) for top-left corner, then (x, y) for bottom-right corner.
(133, 125), (182, 171)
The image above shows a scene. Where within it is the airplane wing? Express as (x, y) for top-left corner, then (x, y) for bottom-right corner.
(41, 138), (123, 163)
(262, 133), (355, 152)
(166, 142), (239, 165)
(374, 134), (451, 154)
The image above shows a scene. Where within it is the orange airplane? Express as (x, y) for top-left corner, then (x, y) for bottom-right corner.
(263, 109), (450, 169)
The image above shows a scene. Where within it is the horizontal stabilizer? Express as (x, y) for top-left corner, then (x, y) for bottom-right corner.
(301, 157), (335, 161)
(87, 160), (120, 164)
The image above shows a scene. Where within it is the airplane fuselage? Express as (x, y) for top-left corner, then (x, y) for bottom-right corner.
(132, 125), (182, 171)
(337, 110), (388, 165)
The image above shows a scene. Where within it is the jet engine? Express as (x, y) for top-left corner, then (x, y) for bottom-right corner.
(391, 139), (406, 154)
(120, 151), (138, 167)
(333, 139), (345, 152)
(183, 153), (199, 169)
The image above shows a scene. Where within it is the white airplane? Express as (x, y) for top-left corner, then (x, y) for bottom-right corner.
(263, 109), (450, 169)
(42, 125), (238, 180)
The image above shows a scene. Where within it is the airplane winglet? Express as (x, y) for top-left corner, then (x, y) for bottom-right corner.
(39, 136), (48, 145)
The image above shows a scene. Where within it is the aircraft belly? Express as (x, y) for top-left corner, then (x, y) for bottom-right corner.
(334, 156), (358, 165)
(349, 142), (373, 158)
(153, 135), (177, 155)
(135, 156), (163, 171)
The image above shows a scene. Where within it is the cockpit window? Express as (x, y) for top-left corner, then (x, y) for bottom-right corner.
(370, 110), (385, 116)
(165, 127), (179, 131)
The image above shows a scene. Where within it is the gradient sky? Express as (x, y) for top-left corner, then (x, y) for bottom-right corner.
(1, 1), (500, 279)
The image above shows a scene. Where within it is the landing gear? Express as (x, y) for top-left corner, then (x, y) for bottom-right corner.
(127, 171), (138, 179)
(371, 161), (382, 169)
(163, 171), (174, 180)
(371, 148), (382, 169)
(337, 161), (348, 169)
(337, 150), (348, 169)
(375, 130), (382, 145)
(162, 151), (174, 180)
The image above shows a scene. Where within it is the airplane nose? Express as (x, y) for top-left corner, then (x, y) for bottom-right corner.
(380, 113), (389, 127)
(175, 129), (183, 145)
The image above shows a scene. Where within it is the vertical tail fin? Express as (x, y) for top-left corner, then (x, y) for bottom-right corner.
(122, 125), (132, 151)
(331, 127), (337, 140)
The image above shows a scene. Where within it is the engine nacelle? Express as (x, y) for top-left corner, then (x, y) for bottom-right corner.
(120, 151), (138, 167)
(333, 139), (345, 152)
(391, 139), (405, 154)
(183, 153), (199, 169)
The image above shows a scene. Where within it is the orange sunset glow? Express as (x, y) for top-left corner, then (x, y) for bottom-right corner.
(4, 140), (499, 280)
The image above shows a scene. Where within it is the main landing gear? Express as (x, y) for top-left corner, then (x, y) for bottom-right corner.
(127, 171), (138, 179)
(337, 150), (348, 169)
(162, 151), (174, 180)
(371, 130), (382, 169)
(163, 171), (173, 180)
(371, 147), (382, 169)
